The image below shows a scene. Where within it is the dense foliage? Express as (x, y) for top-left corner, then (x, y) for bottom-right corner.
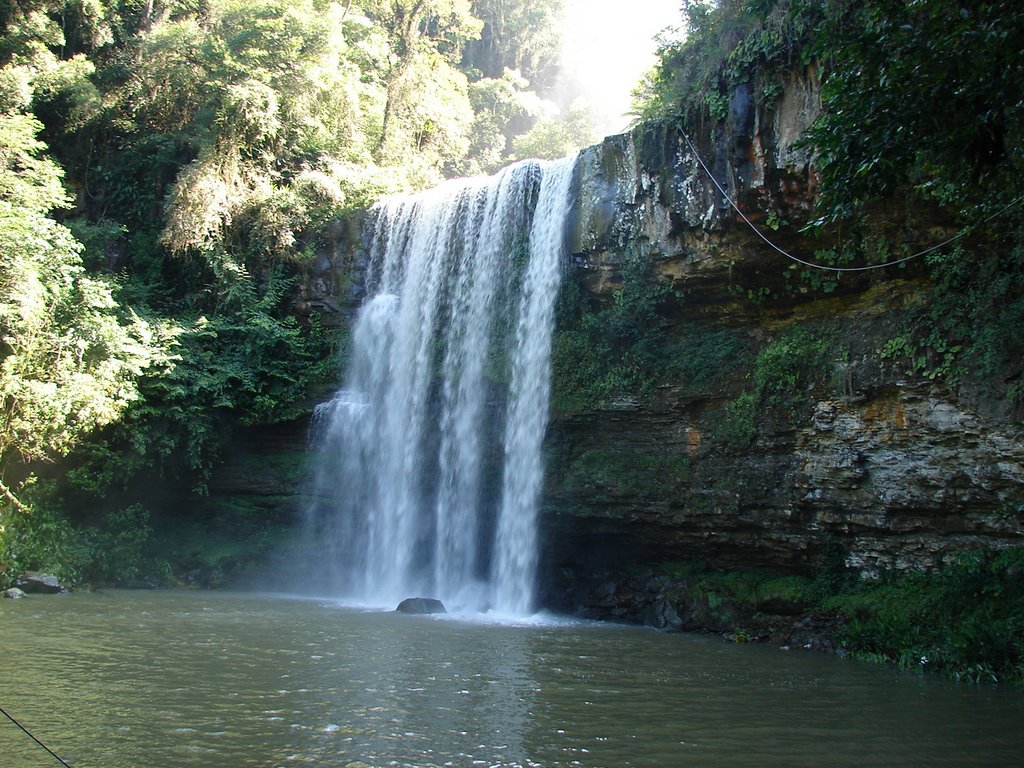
(636, 0), (1024, 209)
(0, 0), (585, 586)
(462, 0), (563, 91)
(830, 548), (1024, 684)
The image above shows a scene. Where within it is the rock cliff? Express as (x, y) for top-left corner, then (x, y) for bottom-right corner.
(295, 67), (1023, 618)
(536, 68), (1023, 615)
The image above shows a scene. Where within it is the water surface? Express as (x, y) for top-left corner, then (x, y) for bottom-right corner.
(2, 591), (1022, 767)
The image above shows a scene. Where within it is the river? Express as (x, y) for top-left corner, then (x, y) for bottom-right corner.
(2, 591), (1022, 767)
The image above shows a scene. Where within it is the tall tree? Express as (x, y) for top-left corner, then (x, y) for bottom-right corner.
(463, 0), (563, 96)
(366, 0), (481, 174)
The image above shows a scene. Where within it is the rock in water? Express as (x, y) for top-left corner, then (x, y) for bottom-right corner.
(15, 572), (65, 594)
(3, 587), (27, 599)
(395, 597), (447, 615)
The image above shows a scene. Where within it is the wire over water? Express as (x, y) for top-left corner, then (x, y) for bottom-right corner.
(0, 704), (73, 767)
(681, 131), (1024, 273)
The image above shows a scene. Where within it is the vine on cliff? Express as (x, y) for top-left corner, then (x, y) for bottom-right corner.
(634, 0), (1024, 401)
(714, 322), (844, 449)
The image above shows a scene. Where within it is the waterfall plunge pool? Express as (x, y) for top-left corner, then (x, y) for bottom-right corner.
(2, 590), (1023, 767)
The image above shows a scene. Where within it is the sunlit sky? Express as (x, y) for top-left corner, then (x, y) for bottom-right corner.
(559, 0), (683, 137)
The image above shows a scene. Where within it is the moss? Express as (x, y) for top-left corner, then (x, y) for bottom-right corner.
(551, 256), (754, 414)
(666, 325), (754, 398)
(225, 449), (309, 491)
(713, 321), (845, 448)
(152, 505), (291, 589)
(558, 449), (690, 500)
(672, 566), (816, 611)
(551, 249), (674, 413)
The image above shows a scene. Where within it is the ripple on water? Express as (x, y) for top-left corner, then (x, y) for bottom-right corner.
(2, 591), (1024, 768)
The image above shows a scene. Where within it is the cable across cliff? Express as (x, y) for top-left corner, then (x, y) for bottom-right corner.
(681, 131), (1024, 273)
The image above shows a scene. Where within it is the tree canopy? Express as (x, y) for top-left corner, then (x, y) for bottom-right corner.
(0, 64), (166, 516)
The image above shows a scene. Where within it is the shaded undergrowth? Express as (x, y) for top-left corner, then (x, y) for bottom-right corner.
(662, 547), (1024, 685)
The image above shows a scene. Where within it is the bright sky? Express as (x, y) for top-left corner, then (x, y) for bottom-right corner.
(559, 0), (683, 136)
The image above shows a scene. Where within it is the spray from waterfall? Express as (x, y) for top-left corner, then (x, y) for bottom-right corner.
(304, 157), (576, 616)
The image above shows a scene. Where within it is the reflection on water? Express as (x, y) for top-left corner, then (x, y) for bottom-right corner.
(1, 591), (1023, 767)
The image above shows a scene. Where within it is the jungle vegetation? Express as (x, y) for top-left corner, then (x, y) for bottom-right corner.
(0, 0), (582, 585)
(550, 0), (1023, 421)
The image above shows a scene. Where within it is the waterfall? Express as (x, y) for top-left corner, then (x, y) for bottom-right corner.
(305, 157), (576, 615)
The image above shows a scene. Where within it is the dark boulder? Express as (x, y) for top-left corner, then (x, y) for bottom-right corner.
(15, 572), (66, 594)
(645, 598), (683, 630)
(395, 597), (447, 614)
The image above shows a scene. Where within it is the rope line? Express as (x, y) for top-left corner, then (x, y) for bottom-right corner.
(681, 132), (1024, 273)
(0, 705), (73, 767)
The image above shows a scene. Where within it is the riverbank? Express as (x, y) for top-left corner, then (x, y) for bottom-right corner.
(549, 546), (1024, 685)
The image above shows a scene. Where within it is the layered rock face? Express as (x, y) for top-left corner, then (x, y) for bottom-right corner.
(297, 67), (1023, 614)
(538, 68), (1023, 601)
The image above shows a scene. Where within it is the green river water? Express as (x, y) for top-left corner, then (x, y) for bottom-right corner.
(1, 590), (1022, 767)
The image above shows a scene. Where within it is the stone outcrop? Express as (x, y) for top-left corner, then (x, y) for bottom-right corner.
(14, 572), (67, 594)
(296, 216), (366, 326)
(537, 68), (1023, 597)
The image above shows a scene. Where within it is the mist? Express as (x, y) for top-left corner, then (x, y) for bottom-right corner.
(558, 0), (682, 136)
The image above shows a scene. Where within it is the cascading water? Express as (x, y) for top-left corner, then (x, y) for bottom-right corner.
(304, 156), (576, 616)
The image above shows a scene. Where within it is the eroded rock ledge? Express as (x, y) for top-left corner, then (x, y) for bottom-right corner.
(298, 68), (1023, 616)
(536, 70), (1022, 600)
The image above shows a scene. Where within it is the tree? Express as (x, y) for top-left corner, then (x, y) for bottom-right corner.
(802, 0), (1024, 219)
(366, 0), (481, 176)
(634, 0), (1024, 217)
(0, 86), (164, 517)
(462, 67), (546, 173)
(463, 0), (564, 96)
(135, 1), (369, 258)
(126, 0), (480, 262)
(509, 99), (597, 161)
